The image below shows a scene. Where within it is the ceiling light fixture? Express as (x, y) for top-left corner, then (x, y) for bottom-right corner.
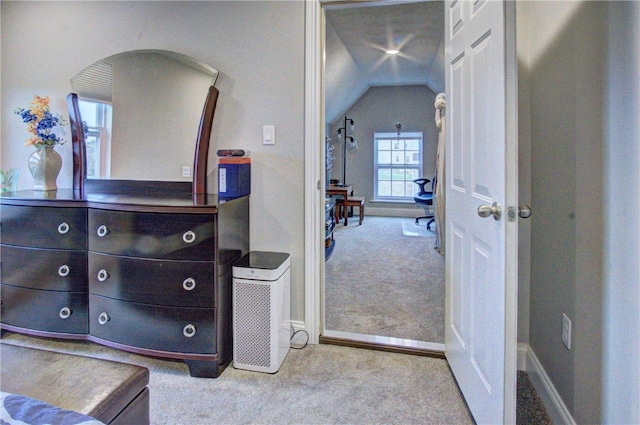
(385, 49), (400, 55)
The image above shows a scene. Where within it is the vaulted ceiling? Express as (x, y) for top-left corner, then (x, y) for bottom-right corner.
(324, 1), (445, 124)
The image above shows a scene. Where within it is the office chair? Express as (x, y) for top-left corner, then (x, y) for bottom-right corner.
(413, 177), (434, 230)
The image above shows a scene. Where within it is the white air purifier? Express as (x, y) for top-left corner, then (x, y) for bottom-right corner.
(233, 251), (290, 373)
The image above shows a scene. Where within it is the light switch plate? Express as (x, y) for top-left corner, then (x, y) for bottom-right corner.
(263, 125), (275, 145)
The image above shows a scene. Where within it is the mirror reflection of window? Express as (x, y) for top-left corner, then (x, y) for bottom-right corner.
(78, 99), (112, 179)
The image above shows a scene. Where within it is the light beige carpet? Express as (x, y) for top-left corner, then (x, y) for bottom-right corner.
(325, 216), (444, 343)
(1, 332), (473, 424)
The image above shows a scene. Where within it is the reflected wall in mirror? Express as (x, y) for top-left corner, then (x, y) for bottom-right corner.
(70, 50), (219, 182)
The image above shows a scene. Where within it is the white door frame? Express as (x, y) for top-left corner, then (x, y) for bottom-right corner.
(303, 1), (517, 360)
(304, 0), (324, 344)
(504, 2), (519, 421)
(304, 0), (422, 345)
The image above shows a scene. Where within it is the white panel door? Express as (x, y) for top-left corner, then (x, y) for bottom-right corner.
(444, 1), (517, 424)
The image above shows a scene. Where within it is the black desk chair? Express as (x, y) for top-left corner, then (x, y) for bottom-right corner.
(413, 177), (434, 230)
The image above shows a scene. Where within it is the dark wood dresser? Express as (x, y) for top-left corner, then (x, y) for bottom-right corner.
(0, 189), (249, 377)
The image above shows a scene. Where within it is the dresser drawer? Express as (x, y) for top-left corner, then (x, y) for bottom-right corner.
(1, 245), (88, 292)
(89, 295), (215, 354)
(88, 209), (215, 260)
(1, 284), (88, 334)
(1, 205), (87, 250)
(88, 252), (215, 307)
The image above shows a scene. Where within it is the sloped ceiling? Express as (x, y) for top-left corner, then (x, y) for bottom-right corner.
(325, 1), (445, 124)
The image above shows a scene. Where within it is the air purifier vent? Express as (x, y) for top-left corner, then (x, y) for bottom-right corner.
(234, 281), (272, 368)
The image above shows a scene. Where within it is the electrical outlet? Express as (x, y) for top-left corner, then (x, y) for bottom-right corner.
(562, 313), (572, 350)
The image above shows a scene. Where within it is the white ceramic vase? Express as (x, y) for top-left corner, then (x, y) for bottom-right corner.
(28, 146), (62, 191)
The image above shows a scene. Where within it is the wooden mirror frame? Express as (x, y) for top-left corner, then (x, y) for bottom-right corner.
(66, 93), (87, 193)
(67, 85), (219, 196)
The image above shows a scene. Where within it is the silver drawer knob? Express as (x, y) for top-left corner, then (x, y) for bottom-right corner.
(97, 269), (110, 282)
(182, 277), (196, 291)
(183, 324), (196, 338)
(182, 230), (196, 244)
(59, 307), (72, 319)
(97, 225), (110, 237)
(58, 264), (70, 277)
(98, 312), (110, 325)
(57, 222), (70, 234)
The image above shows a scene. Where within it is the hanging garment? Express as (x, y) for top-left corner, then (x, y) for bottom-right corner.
(434, 93), (446, 255)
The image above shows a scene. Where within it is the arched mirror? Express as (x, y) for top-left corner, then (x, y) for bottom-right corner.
(67, 50), (219, 195)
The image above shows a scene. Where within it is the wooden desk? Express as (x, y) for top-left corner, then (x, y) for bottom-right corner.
(326, 184), (353, 225)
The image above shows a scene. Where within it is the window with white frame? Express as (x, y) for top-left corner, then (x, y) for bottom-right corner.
(374, 132), (423, 201)
(78, 99), (112, 179)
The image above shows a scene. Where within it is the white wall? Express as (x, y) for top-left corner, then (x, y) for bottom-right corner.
(1, 1), (307, 320)
(521, 1), (605, 422)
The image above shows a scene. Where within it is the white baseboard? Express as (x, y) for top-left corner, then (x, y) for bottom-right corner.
(365, 206), (422, 218)
(517, 343), (528, 371)
(291, 320), (306, 333)
(518, 343), (576, 425)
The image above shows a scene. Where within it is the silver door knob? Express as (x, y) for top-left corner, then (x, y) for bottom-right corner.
(477, 202), (502, 221)
(518, 204), (532, 219)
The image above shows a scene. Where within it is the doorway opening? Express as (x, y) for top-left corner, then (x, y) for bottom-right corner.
(320, 0), (446, 354)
